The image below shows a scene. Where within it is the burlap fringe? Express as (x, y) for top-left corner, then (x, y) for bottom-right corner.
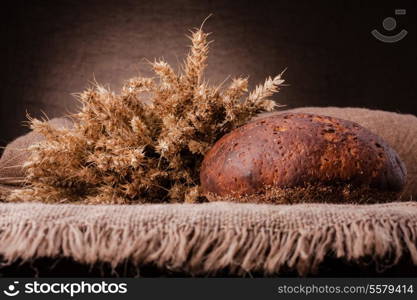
(0, 207), (416, 275)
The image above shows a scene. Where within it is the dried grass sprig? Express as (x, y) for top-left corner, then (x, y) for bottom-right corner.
(10, 26), (285, 204)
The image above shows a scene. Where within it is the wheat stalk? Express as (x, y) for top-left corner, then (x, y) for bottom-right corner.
(9, 25), (285, 204)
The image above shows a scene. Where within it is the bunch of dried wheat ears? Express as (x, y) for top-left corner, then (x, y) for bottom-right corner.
(8, 25), (284, 204)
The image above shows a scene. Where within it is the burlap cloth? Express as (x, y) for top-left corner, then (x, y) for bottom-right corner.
(0, 117), (73, 185)
(0, 107), (416, 276)
(0, 201), (416, 276)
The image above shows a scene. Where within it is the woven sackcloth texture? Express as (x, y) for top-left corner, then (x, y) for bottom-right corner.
(256, 107), (417, 198)
(0, 201), (416, 275)
(0, 117), (73, 185)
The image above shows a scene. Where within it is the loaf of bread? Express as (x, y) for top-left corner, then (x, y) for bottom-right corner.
(200, 113), (407, 204)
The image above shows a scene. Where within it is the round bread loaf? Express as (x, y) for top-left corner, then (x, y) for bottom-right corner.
(200, 113), (407, 204)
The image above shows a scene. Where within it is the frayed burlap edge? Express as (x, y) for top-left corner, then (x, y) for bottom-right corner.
(0, 201), (416, 276)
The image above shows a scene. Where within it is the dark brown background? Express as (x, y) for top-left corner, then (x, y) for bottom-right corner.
(1, 0), (416, 148)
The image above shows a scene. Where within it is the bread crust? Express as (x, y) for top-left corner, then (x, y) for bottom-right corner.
(200, 113), (407, 203)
